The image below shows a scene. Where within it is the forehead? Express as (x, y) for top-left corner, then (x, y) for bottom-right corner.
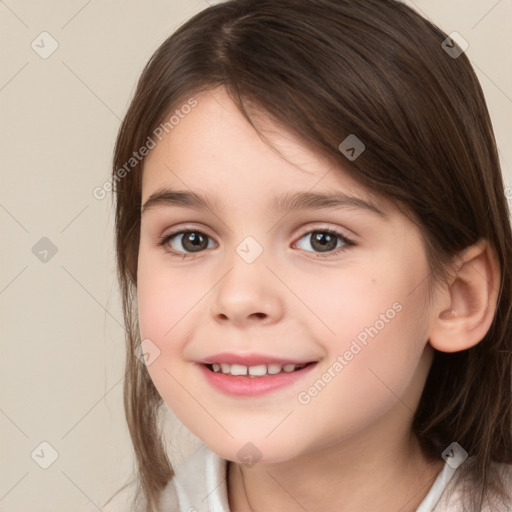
(141, 87), (389, 215)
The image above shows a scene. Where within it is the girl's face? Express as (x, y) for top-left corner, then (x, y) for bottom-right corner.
(137, 87), (438, 463)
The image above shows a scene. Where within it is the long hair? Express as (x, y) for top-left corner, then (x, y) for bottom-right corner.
(110, 1), (512, 510)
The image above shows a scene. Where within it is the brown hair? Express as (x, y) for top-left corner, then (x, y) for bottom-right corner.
(109, 1), (512, 510)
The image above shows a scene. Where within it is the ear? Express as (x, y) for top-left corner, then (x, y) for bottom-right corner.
(428, 239), (500, 353)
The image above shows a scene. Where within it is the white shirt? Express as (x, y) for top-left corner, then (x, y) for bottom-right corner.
(105, 443), (512, 511)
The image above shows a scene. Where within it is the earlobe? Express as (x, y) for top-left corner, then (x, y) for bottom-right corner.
(428, 239), (500, 353)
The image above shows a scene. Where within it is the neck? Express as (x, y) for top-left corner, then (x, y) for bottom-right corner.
(227, 411), (444, 512)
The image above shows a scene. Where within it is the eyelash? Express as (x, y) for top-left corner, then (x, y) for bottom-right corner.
(157, 226), (355, 259)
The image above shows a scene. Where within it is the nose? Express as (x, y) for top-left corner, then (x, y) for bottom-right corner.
(210, 254), (285, 327)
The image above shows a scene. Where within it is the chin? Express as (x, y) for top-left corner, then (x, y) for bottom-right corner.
(204, 436), (304, 466)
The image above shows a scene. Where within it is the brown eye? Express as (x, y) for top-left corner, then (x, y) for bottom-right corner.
(295, 229), (351, 255)
(159, 230), (214, 255)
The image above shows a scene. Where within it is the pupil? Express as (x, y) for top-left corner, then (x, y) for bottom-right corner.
(311, 232), (337, 252)
(184, 232), (207, 252)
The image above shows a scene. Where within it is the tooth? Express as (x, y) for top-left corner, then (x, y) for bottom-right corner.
(248, 364), (267, 376)
(230, 364), (248, 376)
(213, 362), (306, 376)
(267, 364), (282, 375)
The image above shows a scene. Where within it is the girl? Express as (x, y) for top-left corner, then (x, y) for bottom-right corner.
(105, 0), (512, 510)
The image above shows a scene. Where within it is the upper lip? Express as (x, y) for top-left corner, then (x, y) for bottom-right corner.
(197, 352), (317, 366)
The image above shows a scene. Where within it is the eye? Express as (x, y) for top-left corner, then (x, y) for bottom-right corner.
(158, 230), (215, 257)
(293, 228), (354, 257)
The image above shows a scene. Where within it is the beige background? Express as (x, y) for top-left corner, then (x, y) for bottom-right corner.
(1, 1), (511, 510)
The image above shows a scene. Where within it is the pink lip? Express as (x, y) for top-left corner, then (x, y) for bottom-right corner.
(197, 352), (315, 366)
(197, 361), (318, 397)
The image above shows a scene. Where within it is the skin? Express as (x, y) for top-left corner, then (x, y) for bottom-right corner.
(137, 86), (499, 511)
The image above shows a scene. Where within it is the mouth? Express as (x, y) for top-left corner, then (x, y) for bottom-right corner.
(198, 360), (319, 397)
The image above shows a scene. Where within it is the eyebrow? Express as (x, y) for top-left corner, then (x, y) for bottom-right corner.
(141, 188), (387, 218)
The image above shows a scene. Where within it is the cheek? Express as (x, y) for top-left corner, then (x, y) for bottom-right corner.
(291, 255), (430, 426)
(292, 306), (429, 454)
(137, 276), (178, 343)
(137, 247), (196, 343)
(136, 249), (214, 379)
(136, 258), (197, 413)
(285, 260), (400, 342)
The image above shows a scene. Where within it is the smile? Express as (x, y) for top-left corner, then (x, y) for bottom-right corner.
(198, 361), (318, 396)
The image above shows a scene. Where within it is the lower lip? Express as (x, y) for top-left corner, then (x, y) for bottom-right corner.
(197, 362), (318, 397)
